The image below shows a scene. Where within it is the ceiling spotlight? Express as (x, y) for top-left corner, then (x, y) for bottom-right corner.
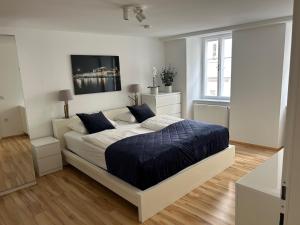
(136, 12), (146, 23)
(123, 6), (129, 20)
(133, 6), (143, 14)
(122, 5), (147, 23)
(143, 25), (151, 29)
(134, 7), (146, 23)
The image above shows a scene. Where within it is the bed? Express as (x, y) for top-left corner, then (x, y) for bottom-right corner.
(52, 107), (235, 223)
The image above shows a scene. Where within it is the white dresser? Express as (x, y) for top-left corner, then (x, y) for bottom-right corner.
(31, 137), (63, 176)
(141, 92), (181, 117)
(236, 150), (283, 225)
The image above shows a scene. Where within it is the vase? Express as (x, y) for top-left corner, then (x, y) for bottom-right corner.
(165, 85), (172, 93)
(150, 87), (159, 95)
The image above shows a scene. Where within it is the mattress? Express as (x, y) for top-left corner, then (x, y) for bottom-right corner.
(64, 131), (107, 170)
(64, 121), (150, 170)
(63, 118), (188, 173)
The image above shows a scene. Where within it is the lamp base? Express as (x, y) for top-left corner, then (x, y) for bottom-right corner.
(134, 94), (139, 106)
(64, 103), (69, 119)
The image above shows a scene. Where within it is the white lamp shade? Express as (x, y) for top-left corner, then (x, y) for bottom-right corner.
(58, 89), (73, 102)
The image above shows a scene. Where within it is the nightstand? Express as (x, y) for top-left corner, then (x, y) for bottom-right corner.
(31, 137), (63, 176)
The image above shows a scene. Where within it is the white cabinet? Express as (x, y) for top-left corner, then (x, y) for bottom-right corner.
(31, 137), (62, 176)
(141, 92), (182, 117)
(236, 150), (283, 225)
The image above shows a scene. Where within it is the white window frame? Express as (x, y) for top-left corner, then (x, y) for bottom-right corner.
(201, 33), (232, 101)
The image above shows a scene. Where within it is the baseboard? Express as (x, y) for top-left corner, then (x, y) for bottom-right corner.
(0, 181), (36, 197)
(230, 140), (283, 151)
(0, 133), (28, 140)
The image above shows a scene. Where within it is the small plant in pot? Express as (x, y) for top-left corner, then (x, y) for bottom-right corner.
(160, 66), (177, 93)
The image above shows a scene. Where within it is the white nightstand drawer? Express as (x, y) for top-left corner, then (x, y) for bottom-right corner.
(156, 94), (181, 107)
(157, 104), (181, 115)
(34, 143), (61, 159)
(31, 137), (62, 176)
(38, 154), (62, 175)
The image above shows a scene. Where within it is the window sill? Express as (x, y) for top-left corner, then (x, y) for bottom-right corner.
(193, 99), (230, 106)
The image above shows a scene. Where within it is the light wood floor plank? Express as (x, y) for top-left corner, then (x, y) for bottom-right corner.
(0, 137), (277, 225)
(0, 136), (35, 193)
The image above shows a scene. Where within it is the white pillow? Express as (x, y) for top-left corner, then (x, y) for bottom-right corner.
(68, 118), (88, 134)
(141, 115), (183, 131)
(114, 111), (137, 123)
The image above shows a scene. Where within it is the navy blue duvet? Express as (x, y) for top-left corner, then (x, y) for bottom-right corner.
(105, 120), (229, 190)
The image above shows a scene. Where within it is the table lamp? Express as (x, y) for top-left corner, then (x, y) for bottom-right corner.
(58, 89), (73, 118)
(128, 84), (141, 106)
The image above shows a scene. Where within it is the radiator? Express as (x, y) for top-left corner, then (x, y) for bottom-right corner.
(193, 104), (230, 128)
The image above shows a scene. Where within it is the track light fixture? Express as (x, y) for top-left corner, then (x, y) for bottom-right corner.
(122, 5), (147, 23)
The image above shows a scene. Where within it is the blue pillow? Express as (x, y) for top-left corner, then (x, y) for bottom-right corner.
(127, 104), (155, 123)
(77, 112), (115, 134)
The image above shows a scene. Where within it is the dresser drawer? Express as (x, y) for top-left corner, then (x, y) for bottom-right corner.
(156, 94), (181, 107)
(157, 104), (181, 115)
(38, 154), (62, 175)
(34, 143), (61, 159)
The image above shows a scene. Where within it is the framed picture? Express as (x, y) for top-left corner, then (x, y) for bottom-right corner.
(71, 55), (121, 95)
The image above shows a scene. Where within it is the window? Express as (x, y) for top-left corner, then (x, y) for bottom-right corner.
(202, 34), (232, 100)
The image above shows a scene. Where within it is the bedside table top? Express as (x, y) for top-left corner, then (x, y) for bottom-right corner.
(31, 137), (59, 147)
(142, 92), (181, 97)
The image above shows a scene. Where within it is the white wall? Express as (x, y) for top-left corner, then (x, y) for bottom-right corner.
(284, 0), (300, 223)
(230, 23), (291, 148)
(164, 39), (188, 118)
(164, 38), (201, 119)
(278, 22), (293, 146)
(164, 23), (291, 148)
(0, 35), (26, 138)
(186, 37), (201, 119)
(7, 29), (164, 139)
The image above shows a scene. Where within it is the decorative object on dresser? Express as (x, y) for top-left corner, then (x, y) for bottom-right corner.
(160, 66), (177, 93)
(128, 84), (141, 106)
(147, 67), (159, 95)
(142, 92), (181, 118)
(71, 55), (121, 95)
(31, 137), (62, 176)
(58, 89), (73, 119)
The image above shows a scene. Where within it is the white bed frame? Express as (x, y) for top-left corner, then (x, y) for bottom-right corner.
(52, 107), (235, 223)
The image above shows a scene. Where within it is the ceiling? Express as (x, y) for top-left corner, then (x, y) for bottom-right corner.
(0, 0), (294, 38)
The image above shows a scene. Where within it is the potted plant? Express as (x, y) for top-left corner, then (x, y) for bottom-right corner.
(160, 66), (177, 93)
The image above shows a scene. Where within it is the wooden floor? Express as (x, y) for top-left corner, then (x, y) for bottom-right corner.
(0, 143), (277, 225)
(0, 135), (35, 193)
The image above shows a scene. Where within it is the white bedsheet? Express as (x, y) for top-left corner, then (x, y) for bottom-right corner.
(82, 123), (152, 149)
(64, 131), (107, 169)
(141, 115), (183, 131)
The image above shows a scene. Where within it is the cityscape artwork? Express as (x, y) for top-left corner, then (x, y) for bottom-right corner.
(71, 55), (121, 95)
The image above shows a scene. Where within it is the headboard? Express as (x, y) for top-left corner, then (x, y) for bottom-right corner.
(52, 107), (129, 148)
